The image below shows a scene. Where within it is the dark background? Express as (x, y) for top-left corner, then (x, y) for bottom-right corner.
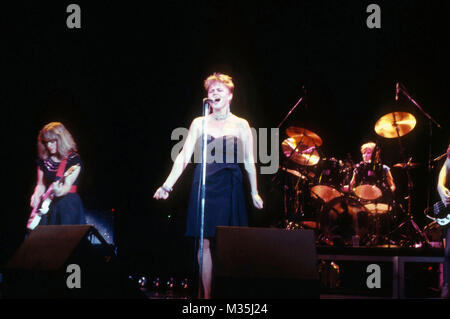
(1, 1), (449, 280)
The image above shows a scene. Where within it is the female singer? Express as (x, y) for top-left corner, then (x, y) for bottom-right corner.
(154, 73), (263, 298)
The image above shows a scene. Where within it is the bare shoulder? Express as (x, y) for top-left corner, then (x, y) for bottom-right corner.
(190, 116), (204, 131)
(230, 114), (250, 128)
(181, 117), (203, 139)
(192, 116), (203, 126)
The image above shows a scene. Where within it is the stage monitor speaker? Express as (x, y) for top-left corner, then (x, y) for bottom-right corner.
(213, 226), (319, 299)
(2, 225), (144, 299)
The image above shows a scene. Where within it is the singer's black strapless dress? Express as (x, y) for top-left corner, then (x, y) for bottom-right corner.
(185, 135), (248, 238)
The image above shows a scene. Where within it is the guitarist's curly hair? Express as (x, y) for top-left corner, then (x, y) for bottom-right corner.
(37, 122), (78, 160)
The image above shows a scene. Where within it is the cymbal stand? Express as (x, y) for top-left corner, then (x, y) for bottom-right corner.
(270, 93), (307, 224)
(283, 134), (311, 219)
(390, 111), (414, 218)
(390, 111), (426, 247)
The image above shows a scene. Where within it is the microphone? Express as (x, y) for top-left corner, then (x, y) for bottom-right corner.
(395, 82), (400, 101)
(203, 98), (220, 104)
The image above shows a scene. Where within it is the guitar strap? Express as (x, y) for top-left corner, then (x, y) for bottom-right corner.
(55, 155), (68, 179)
(55, 153), (77, 193)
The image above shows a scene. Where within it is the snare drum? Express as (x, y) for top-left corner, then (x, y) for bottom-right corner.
(311, 158), (346, 203)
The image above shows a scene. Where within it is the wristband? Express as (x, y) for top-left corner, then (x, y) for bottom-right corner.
(161, 185), (173, 193)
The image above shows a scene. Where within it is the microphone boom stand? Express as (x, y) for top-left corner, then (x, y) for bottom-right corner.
(395, 83), (442, 246)
(277, 96), (306, 130)
(397, 83), (443, 215)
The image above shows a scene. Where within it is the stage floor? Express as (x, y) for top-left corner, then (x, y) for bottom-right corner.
(141, 245), (445, 299)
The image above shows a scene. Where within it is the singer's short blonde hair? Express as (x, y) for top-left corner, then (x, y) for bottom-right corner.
(204, 72), (235, 94)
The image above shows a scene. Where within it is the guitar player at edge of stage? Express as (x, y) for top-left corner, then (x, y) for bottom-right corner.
(29, 122), (86, 227)
(437, 144), (450, 299)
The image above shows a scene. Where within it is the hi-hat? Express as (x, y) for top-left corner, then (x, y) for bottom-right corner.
(282, 137), (320, 166)
(374, 112), (416, 138)
(286, 127), (323, 147)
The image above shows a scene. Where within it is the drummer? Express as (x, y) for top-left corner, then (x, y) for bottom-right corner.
(347, 141), (396, 195)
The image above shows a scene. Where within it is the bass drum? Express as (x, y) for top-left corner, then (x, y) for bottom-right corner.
(318, 196), (369, 246)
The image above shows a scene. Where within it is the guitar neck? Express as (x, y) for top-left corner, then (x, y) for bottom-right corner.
(435, 200), (447, 211)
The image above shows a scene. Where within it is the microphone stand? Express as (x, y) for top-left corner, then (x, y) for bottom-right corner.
(397, 83), (443, 214)
(395, 83), (442, 247)
(196, 98), (210, 298)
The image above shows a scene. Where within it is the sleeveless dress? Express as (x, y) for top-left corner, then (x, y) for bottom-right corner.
(37, 152), (86, 226)
(185, 135), (248, 238)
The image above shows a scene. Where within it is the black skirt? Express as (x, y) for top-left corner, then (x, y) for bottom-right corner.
(39, 193), (86, 226)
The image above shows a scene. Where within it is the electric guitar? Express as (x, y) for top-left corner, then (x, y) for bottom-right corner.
(27, 164), (80, 230)
(430, 200), (450, 227)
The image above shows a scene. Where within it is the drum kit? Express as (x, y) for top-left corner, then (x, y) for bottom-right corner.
(278, 111), (428, 247)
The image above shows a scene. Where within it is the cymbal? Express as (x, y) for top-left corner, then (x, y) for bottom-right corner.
(282, 137), (320, 166)
(393, 162), (421, 169)
(285, 127), (323, 147)
(279, 166), (308, 180)
(374, 112), (416, 138)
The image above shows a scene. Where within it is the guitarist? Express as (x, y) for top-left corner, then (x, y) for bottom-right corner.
(437, 144), (450, 298)
(30, 122), (86, 226)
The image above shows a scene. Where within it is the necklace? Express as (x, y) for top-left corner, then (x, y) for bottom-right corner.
(213, 111), (229, 121)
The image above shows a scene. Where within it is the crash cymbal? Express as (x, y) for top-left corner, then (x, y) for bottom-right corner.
(374, 112), (416, 138)
(285, 127), (323, 147)
(393, 162), (421, 169)
(282, 137), (320, 166)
